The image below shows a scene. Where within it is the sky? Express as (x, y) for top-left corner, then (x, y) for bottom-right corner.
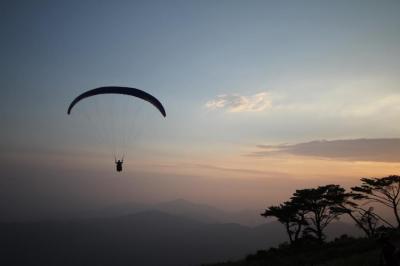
(1, 0), (400, 220)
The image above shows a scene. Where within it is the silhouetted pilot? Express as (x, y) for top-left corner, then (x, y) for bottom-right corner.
(115, 159), (123, 172)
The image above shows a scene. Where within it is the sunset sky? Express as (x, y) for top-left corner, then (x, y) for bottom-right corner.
(1, 0), (400, 219)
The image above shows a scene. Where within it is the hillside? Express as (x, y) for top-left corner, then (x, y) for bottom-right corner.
(203, 236), (382, 266)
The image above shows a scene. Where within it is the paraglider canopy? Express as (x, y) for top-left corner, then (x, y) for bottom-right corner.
(67, 86), (166, 117)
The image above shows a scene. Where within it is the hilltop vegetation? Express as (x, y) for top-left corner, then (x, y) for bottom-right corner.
(204, 235), (382, 266)
(205, 175), (400, 266)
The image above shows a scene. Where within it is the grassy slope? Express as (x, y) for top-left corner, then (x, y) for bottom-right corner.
(203, 236), (382, 266)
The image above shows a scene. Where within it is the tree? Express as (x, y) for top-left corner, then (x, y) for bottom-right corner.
(357, 207), (379, 236)
(333, 192), (392, 238)
(291, 184), (348, 243)
(351, 175), (400, 228)
(330, 189), (377, 238)
(261, 201), (307, 245)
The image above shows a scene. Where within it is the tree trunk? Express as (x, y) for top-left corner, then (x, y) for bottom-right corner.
(285, 223), (294, 244)
(393, 202), (400, 228)
(316, 221), (323, 243)
(294, 223), (302, 243)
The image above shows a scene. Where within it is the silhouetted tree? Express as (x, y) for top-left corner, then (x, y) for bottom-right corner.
(291, 184), (348, 243)
(352, 175), (400, 228)
(335, 205), (383, 238)
(357, 207), (379, 236)
(331, 190), (385, 238)
(261, 201), (307, 244)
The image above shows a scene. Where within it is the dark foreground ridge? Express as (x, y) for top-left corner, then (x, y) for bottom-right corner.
(203, 234), (397, 266)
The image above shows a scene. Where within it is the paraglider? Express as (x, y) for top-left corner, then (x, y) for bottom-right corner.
(67, 86), (166, 172)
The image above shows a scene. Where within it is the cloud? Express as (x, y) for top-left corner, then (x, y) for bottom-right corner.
(250, 138), (400, 163)
(205, 92), (272, 113)
(339, 94), (400, 117)
(205, 90), (400, 117)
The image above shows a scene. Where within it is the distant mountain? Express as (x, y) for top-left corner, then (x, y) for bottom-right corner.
(154, 199), (265, 226)
(0, 210), (270, 266)
(1, 199), (365, 234)
(0, 209), (362, 266)
(75, 201), (149, 219)
(30, 199), (265, 226)
(74, 198), (266, 226)
(154, 198), (227, 223)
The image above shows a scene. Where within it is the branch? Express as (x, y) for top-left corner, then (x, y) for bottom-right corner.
(368, 192), (393, 204)
(354, 206), (395, 228)
(363, 198), (393, 209)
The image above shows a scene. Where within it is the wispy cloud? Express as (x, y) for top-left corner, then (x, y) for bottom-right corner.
(250, 138), (400, 163)
(205, 87), (400, 119)
(205, 92), (272, 113)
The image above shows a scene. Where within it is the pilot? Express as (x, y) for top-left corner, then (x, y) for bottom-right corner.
(115, 159), (123, 172)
